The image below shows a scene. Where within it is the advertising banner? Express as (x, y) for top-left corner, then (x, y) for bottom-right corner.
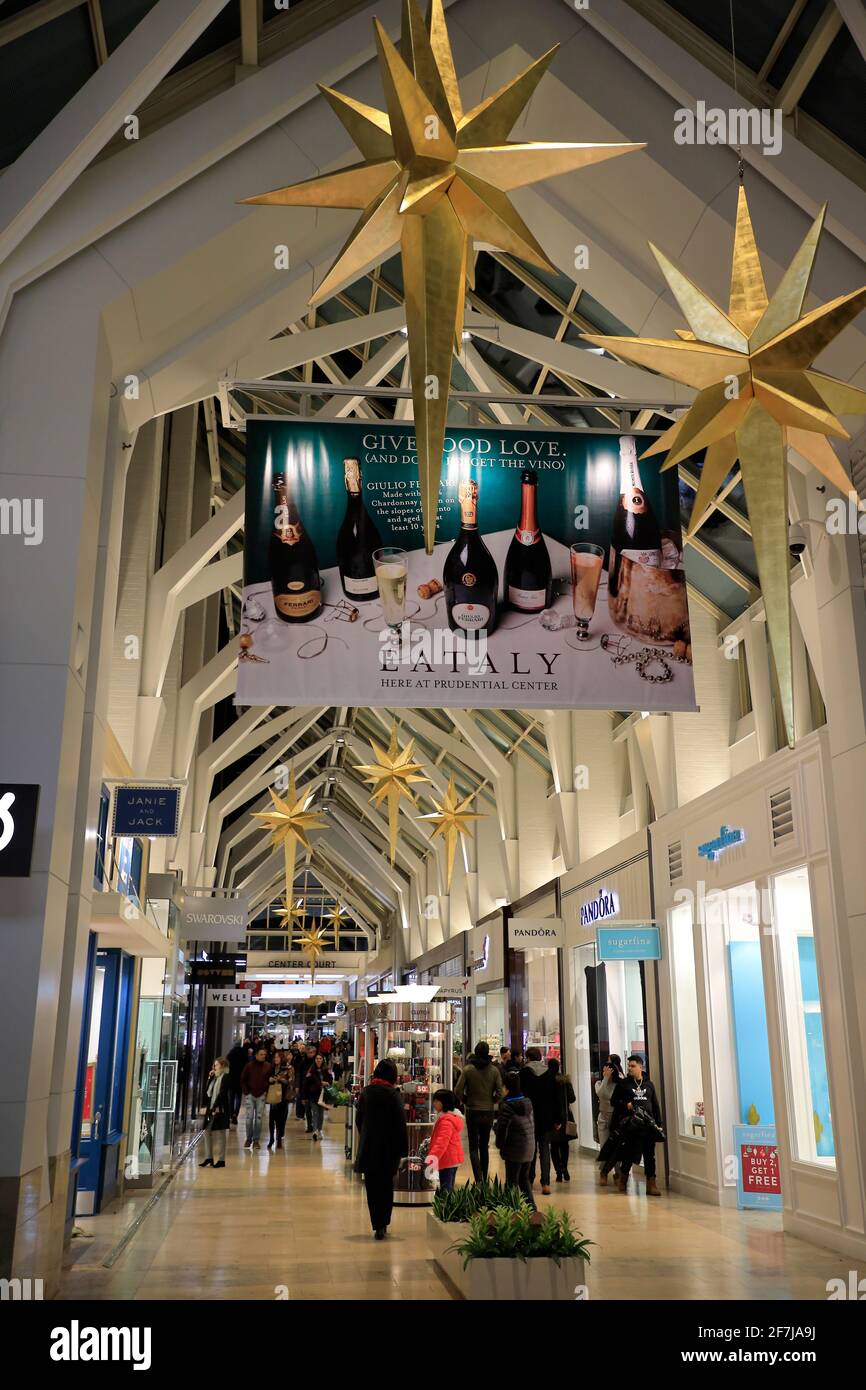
(237, 420), (697, 712)
(733, 1124), (783, 1210)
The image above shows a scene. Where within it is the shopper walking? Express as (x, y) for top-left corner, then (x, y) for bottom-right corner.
(595, 1056), (623, 1184)
(494, 1074), (536, 1208)
(427, 1089), (465, 1191)
(240, 1046), (272, 1150)
(199, 1057), (231, 1168)
(303, 1052), (333, 1142)
(354, 1059), (409, 1240)
(606, 1054), (664, 1196)
(266, 1049), (291, 1150)
(520, 1047), (552, 1193)
(547, 1058), (577, 1182)
(454, 1041), (504, 1183)
(496, 1047), (512, 1083)
(225, 1037), (250, 1126)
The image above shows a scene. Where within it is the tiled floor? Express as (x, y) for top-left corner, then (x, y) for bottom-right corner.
(58, 1117), (851, 1300)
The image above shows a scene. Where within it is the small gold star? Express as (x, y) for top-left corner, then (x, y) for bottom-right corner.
(250, 770), (327, 897)
(274, 896), (306, 932)
(297, 924), (332, 982)
(418, 776), (483, 887)
(356, 723), (429, 864)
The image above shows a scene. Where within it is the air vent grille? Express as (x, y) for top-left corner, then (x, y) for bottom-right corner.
(667, 839), (683, 884)
(770, 787), (794, 848)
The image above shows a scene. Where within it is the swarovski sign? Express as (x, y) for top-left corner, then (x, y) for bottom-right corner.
(178, 894), (249, 942)
(508, 917), (565, 949)
(580, 888), (620, 927)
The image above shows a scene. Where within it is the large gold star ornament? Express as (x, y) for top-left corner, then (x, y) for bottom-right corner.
(274, 895), (306, 933)
(418, 776), (484, 888)
(242, 0), (643, 552)
(582, 185), (866, 748)
(296, 924), (332, 983)
(250, 771), (327, 896)
(356, 723), (429, 865)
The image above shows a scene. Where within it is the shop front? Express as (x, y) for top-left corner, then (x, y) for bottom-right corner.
(410, 935), (467, 1065)
(506, 884), (563, 1060)
(651, 729), (863, 1257)
(559, 832), (657, 1158)
(466, 913), (506, 1056)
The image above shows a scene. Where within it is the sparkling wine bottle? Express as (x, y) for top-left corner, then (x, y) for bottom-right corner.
(504, 468), (553, 612)
(607, 436), (662, 598)
(336, 457), (382, 601)
(443, 479), (499, 634)
(270, 474), (322, 623)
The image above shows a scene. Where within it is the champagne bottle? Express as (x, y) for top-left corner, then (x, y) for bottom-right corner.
(336, 457), (382, 601)
(607, 436), (662, 598)
(270, 474), (322, 623)
(443, 479), (499, 634)
(504, 469), (553, 612)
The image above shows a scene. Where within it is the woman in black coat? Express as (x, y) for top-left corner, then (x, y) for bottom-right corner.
(200, 1057), (231, 1168)
(547, 1058), (577, 1183)
(354, 1060), (409, 1239)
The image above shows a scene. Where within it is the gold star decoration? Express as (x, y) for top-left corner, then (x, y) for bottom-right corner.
(250, 770), (327, 898)
(296, 924), (332, 983)
(356, 722), (430, 865)
(241, 0), (643, 552)
(418, 776), (484, 888)
(274, 895), (306, 933)
(328, 901), (352, 932)
(582, 184), (866, 748)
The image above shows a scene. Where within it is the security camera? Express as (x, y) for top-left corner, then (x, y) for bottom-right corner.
(788, 522), (809, 558)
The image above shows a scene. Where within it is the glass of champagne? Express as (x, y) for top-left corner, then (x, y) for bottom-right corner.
(570, 542), (604, 641)
(373, 547), (408, 630)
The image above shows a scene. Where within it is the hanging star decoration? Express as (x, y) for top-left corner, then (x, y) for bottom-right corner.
(250, 770), (327, 897)
(418, 775), (484, 888)
(582, 184), (866, 748)
(274, 895), (307, 933)
(296, 923), (332, 984)
(328, 901), (352, 932)
(356, 722), (429, 865)
(241, 0), (643, 552)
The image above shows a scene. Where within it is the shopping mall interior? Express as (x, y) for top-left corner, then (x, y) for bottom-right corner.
(2, 0), (866, 1333)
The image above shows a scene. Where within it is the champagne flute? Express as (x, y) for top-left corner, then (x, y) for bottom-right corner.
(570, 543), (604, 641)
(373, 547), (408, 631)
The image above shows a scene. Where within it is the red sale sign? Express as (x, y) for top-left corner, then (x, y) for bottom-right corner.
(734, 1124), (783, 1209)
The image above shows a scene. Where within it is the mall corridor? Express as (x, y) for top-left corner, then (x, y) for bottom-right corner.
(58, 1119), (851, 1303)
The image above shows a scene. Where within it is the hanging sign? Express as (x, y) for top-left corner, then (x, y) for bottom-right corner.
(112, 786), (180, 837)
(206, 988), (251, 1008)
(597, 925), (661, 961)
(178, 894), (249, 942)
(698, 825), (746, 862)
(508, 917), (566, 948)
(0, 783), (40, 877)
(733, 1124), (782, 1210)
(237, 420), (696, 714)
(580, 887), (620, 926)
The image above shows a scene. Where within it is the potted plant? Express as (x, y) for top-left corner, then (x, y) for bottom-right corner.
(440, 1205), (592, 1301)
(428, 1179), (527, 1253)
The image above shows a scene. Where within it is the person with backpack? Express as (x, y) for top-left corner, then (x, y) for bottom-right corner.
(494, 1073), (536, 1208)
(454, 1040), (504, 1182)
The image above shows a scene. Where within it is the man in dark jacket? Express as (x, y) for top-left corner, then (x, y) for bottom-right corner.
(240, 1047), (272, 1150)
(355, 1059), (409, 1239)
(494, 1074), (536, 1208)
(520, 1047), (553, 1193)
(292, 1043), (317, 1130)
(609, 1053), (664, 1196)
(225, 1038), (250, 1125)
(454, 1041), (504, 1182)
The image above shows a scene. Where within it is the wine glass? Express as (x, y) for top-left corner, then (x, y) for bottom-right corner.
(570, 543), (604, 641)
(373, 547), (408, 631)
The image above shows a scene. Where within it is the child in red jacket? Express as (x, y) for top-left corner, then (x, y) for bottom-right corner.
(428, 1089), (465, 1191)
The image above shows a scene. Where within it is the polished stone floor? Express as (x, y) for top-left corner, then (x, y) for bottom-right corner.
(58, 1114), (850, 1300)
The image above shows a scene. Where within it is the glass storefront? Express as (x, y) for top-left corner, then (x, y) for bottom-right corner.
(523, 948), (561, 1058)
(670, 901), (705, 1139)
(473, 988), (507, 1053)
(571, 942), (647, 1149)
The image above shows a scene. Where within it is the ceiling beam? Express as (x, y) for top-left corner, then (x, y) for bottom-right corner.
(0, 0), (85, 48)
(777, 3), (843, 115)
(834, 0), (866, 66)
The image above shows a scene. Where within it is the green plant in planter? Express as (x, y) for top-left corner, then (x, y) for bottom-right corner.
(432, 1179), (533, 1222)
(449, 1205), (593, 1269)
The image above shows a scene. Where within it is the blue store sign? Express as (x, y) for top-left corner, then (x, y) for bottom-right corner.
(597, 925), (661, 961)
(698, 824), (746, 862)
(112, 785), (180, 837)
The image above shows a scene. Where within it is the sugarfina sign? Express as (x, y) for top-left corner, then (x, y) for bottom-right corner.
(698, 825), (746, 863)
(580, 888), (620, 928)
(508, 917), (565, 949)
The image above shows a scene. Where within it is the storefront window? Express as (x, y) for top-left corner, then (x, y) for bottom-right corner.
(523, 948), (560, 1058)
(473, 989), (507, 1052)
(670, 902), (704, 1139)
(572, 944), (648, 1150)
(772, 866), (835, 1166)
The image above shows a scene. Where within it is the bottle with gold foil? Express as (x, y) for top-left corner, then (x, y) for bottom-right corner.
(270, 474), (322, 623)
(443, 478), (499, 634)
(336, 456), (382, 601)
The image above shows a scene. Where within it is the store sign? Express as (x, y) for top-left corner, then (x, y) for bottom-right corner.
(178, 894), (249, 942)
(698, 825), (746, 862)
(238, 420), (696, 714)
(580, 888), (620, 927)
(430, 974), (469, 996)
(112, 785), (180, 837)
(508, 917), (565, 948)
(0, 783), (39, 877)
(245, 952), (364, 973)
(205, 988), (251, 1008)
(597, 925), (661, 961)
(472, 935), (490, 972)
(733, 1124), (782, 1210)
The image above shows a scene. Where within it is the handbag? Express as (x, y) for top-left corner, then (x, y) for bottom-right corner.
(563, 1117), (578, 1140)
(266, 1080), (284, 1105)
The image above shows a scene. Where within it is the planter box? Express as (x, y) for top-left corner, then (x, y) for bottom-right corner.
(427, 1215), (586, 1301)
